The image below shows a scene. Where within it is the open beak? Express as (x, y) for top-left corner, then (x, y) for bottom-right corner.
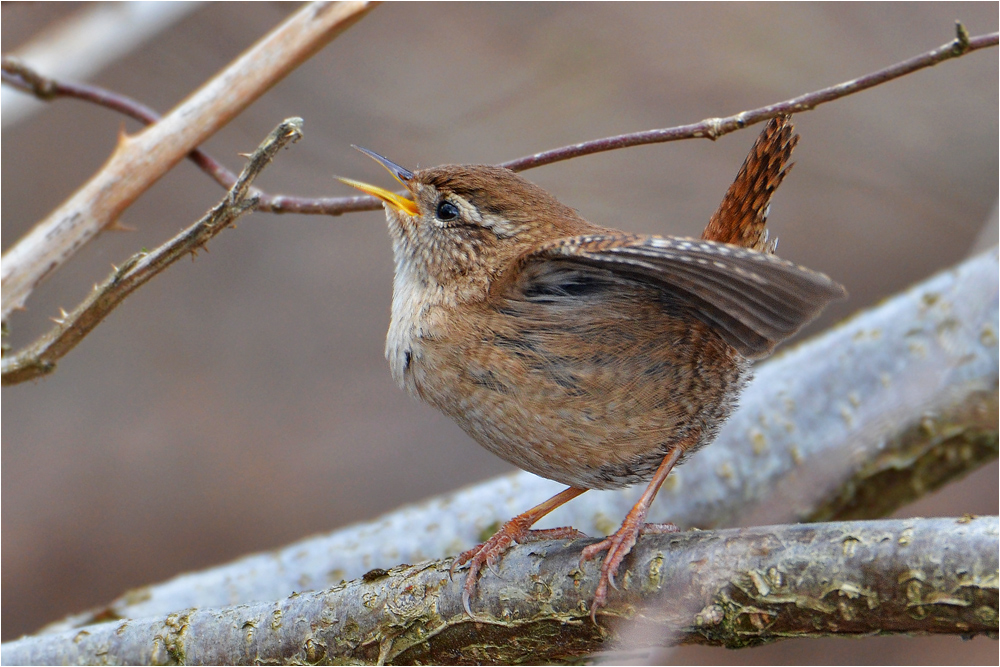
(338, 146), (419, 216)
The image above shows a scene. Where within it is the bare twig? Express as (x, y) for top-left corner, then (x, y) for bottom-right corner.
(500, 25), (998, 172)
(0, 58), (244, 219)
(1, 57), (289, 199)
(1, 2), (202, 128)
(4, 25), (995, 217)
(36, 247), (998, 630)
(0, 1), (376, 321)
(4, 517), (996, 665)
(0, 118), (304, 386)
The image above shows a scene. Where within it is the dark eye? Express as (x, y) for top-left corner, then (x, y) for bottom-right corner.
(436, 200), (459, 221)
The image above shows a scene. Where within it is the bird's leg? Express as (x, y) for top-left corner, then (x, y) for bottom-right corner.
(579, 444), (685, 621)
(452, 485), (587, 616)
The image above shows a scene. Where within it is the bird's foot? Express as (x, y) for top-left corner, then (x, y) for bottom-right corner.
(579, 507), (678, 621)
(452, 522), (586, 616)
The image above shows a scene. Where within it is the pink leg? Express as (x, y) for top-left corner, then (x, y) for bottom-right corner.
(453, 486), (588, 616)
(579, 446), (684, 621)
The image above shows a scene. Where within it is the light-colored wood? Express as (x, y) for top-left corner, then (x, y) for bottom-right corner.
(1, 1), (375, 320)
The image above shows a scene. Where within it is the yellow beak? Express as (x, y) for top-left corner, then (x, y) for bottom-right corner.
(338, 147), (419, 216)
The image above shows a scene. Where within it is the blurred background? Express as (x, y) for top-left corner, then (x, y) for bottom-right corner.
(2, 2), (997, 662)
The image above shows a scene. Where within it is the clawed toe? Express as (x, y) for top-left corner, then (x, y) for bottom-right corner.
(449, 487), (590, 616)
(448, 546), (479, 581)
(458, 523), (585, 615)
(580, 518), (655, 621)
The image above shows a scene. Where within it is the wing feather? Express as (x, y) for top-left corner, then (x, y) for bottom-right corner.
(501, 234), (845, 359)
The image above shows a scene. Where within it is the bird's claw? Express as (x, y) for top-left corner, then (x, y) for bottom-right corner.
(455, 524), (586, 616)
(462, 589), (474, 618)
(579, 515), (652, 622)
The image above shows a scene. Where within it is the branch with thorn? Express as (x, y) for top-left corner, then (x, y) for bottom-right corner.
(0, 118), (304, 385)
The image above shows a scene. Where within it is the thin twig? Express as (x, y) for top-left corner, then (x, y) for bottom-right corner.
(0, 1), (376, 322)
(4, 518), (996, 665)
(500, 25), (998, 171)
(1, 2), (202, 128)
(3, 26), (995, 216)
(0, 119), (304, 386)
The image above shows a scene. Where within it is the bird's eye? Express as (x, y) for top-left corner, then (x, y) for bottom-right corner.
(436, 200), (459, 221)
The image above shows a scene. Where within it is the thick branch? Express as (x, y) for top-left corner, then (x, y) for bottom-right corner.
(0, 1), (375, 321)
(3, 517), (995, 665)
(38, 247), (998, 632)
(0, 118), (304, 385)
(3, 27), (995, 217)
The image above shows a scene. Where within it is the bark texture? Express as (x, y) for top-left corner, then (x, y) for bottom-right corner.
(2, 517), (995, 665)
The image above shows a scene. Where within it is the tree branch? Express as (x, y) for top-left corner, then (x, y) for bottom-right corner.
(499, 25), (998, 172)
(36, 246), (998, 632)
(3, 517), (995, 665)
(0, 118), (304, 386)
(0, 1), (376, 321)
(1, 2), (202, 128)
(3, 26), (995, 217)
(1, 56), (238, 193)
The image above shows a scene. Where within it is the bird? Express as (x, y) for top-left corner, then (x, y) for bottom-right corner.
(338, 117), (845, 620)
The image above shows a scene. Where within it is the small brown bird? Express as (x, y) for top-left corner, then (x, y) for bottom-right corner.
(340, 118), (844, 619)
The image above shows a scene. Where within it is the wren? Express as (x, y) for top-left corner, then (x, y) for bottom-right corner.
(339, 118), (845, 619)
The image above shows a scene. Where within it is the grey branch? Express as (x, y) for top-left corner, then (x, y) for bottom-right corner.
(32, 247), (998, 636)
(1, 118), (305, 386)
(2, 517), (996, 665)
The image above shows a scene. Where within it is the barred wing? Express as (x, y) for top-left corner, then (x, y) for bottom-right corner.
(502, 234), (845, 359)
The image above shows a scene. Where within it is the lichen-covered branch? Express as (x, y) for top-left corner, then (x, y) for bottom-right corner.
(1, 118), (304, 386)
(3, 517), (995, 665)
(808, 391), (999, 522)
(36, 247), (996, 632)
(0, 1), (375, 321)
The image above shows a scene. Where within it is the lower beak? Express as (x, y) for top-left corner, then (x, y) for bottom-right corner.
(338, 177), (419, 216)
(339, 147), (419, 216)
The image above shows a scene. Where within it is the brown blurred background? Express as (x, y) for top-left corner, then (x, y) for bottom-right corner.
(2, 2), (997, 662)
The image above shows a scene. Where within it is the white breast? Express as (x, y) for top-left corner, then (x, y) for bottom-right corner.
(385, 254), (435, 394)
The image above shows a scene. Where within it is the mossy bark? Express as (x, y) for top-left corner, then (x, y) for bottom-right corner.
(4, 517), (996, 665)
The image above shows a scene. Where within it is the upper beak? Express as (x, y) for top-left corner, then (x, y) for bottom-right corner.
(338, 146), (419, 216)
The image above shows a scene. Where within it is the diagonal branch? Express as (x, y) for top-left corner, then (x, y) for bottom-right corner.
(1, 56), (238, 193)
(0, 1), (376, 321)
(500, 24), (997, 172)
(1, 2), (203, 128)
(3, 25), (995, 217)
(0, 118), (304, 385)
(3, 517), (996, 665)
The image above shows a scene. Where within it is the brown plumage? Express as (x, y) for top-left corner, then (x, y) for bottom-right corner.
(702, 115), (799, 252)
(339, 119), (844, 619)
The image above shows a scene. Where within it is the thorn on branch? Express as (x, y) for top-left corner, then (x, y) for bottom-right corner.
(954, 21), (971, 54)
(699, 117), (725, 140)
(1, 119), (303, 386)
